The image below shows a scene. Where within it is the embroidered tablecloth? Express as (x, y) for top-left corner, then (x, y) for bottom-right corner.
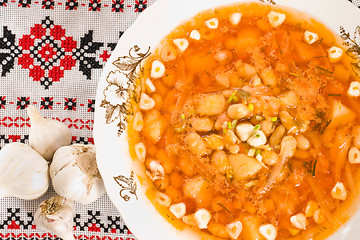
(0, 0), (155, 239)
(1, 0), (360, 240)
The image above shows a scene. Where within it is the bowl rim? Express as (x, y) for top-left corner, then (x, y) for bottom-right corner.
(94, 0), (360, 239)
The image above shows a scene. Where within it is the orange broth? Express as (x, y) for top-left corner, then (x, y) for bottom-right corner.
(128, 3), (360, 240)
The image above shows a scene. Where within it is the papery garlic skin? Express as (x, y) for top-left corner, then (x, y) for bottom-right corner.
(50, 144), (105, 204)
(28, 105), (72, 161)
(34, 195), (75, 240)
(0, 142), (49, 200)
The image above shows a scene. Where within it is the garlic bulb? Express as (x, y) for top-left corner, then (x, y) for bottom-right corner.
(0, 142), (49, 200)
(27, 105), (72, 161)
(34, 195), (75, 240)
(50, 144), (105, 204)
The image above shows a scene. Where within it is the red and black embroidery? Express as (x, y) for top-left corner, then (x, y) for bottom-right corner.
(72, 136), (94, 144)
(0, 96), (96, 112)
(0, 208), (134, 236)
(16, 97), (30, 110)
(0, 135), (95, 149)
(0, 135), (29, 147)
(0, 97), (6, 109)
(64, 97), (77, 111)
(18, 0), (31, 8)
(0, 208), (34, 230)
(17, 16), (78, 89)
(1, 0), (148, 12)
(42, 0), (55, 9)
(134, 0), (147, 12)
(0, 117), (93, 129)
(65, 0), (78, 10)
(87, 99), (95, 112)
(0, 17), (114, 89)
(73, 30), (104, 79)
(40, 97), (54, 109)
(0, 0), (7, 7)
(74, 210), (132, 234)
(0, 27), (22, 77)
(111, 0), (124, 12)
(88, 0), (101, 11)
(99, 49), (111, 62)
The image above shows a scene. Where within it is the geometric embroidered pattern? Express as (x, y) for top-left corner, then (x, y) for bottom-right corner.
(134, 0), (147, 12)
(0, 1), (153, 239)
(0, 0), (147, 12)
(0, 135), (95, 149)
(0, 97), (95, 112)
(74, 210), (133, 234)
(72, 136), (94, 144)
(0, 17), (116, 89)
(0, 135), (29, 147)
(0, 208), (134, 236)
(0, 234), (135, 240)
(0, 117), (94, 130)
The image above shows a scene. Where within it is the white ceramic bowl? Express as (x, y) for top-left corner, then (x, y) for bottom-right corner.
(94, 0), (360, 239)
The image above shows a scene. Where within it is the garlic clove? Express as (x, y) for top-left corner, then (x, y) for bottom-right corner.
(34, 195), (75, 240)
(268, 11), (286, 27)
(229, 13), (242, 26)
(139, 93), (155, 111)
(134, 142), (146, 162)
(169, 202), (186, 219)
(0, 142), (49, 200)
(50, 144), (105, 205)
(227, 220), (243, 239)
(27, 105), (72, 161)
(189, 30), (201, 40)
(205, 18), (219, 29)
(151, 60), (166, 78)
(173, 38), (189, 52)
(194, 208), (212, 229)
(304, 31), (319, 45)
(133, 111), (144, 132)
(328, 46), (343, 63)
(156, 191), (172, 207)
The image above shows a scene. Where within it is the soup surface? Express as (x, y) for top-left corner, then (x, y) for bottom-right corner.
(129, 3), (360, 240)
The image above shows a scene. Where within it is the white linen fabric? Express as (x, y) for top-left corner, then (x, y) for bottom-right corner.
(0, 0), (154, 239)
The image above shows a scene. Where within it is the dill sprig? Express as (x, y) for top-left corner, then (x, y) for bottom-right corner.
(304, 159), (318, 176)
(217, 203), (232, 214)
(312, 55), (328, 59)
(312, 110), (332, 134)
(315, 66), (333, 74)
(318, 37), (323, 45)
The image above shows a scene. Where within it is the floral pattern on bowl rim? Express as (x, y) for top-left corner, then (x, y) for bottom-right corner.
(94, 0), (360, 239)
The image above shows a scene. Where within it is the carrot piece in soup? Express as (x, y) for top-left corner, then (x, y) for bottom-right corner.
(236, 26), (262, 50)
(186, 50), (217, 74)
